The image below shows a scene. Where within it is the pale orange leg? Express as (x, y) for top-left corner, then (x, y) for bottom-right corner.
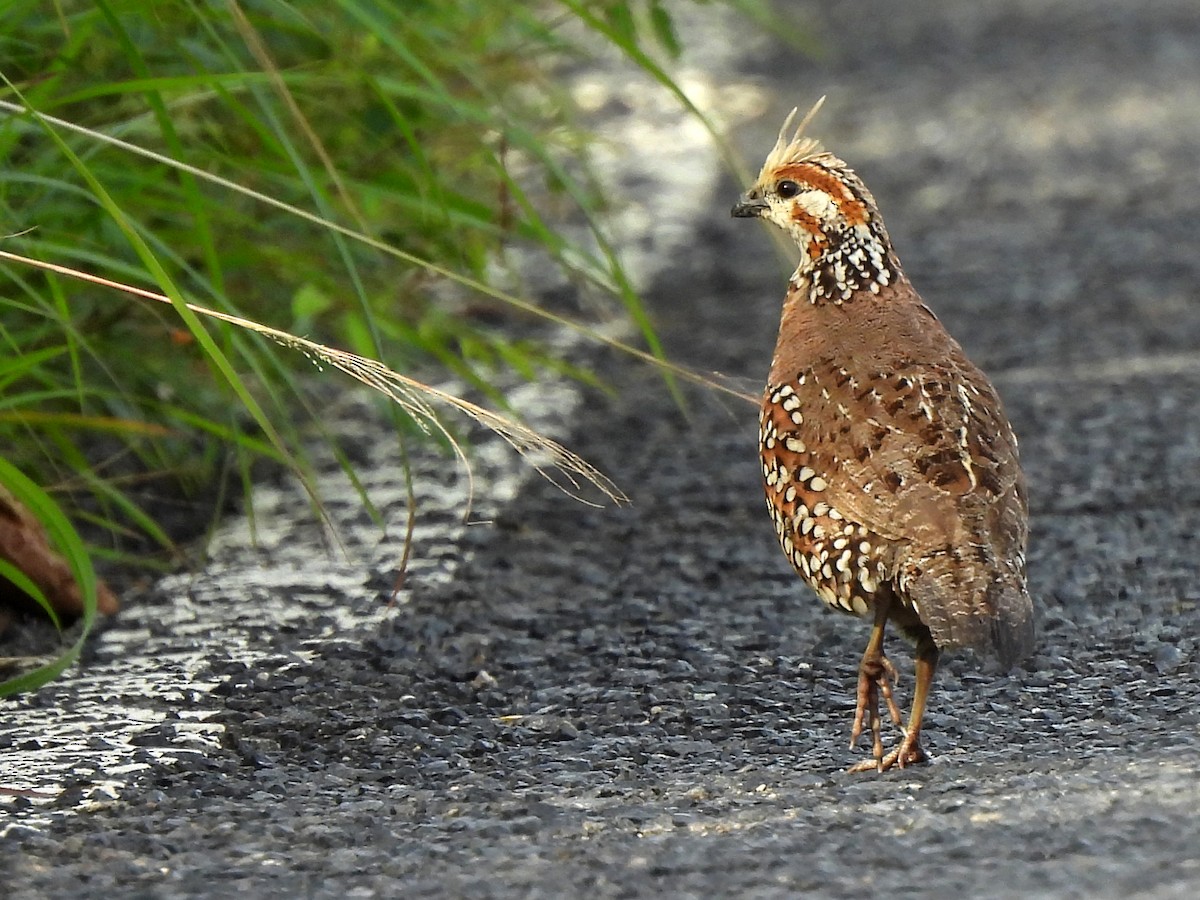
(872, 635), (940, 772)
(848, 597), (904, 771)
(849, 628), (940, 777)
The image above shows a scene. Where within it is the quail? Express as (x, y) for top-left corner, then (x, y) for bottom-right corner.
(732, 102), (1034, 772)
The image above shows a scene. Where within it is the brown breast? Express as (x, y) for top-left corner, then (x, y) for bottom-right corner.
(761, 279), (1032, 662)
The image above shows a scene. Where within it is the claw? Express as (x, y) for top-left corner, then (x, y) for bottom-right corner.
(847, 737), (927, 773)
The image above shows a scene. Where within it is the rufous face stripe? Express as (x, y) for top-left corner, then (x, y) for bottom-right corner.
(774, 162), (869, 226)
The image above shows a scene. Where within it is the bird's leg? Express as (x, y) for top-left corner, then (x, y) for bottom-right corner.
(887, 634), (940, 769)
(853, 631), (940, 772)
(848, 596), (904, 771)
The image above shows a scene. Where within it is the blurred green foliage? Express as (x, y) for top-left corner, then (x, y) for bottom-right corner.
(0, 0), (778, 692)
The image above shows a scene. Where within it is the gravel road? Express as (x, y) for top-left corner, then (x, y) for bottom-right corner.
(5, 0), (1200, 896)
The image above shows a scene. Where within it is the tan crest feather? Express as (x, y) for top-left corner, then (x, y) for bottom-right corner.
(755, 96), (827, 185)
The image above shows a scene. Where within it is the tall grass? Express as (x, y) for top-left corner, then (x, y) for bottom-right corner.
(0, 0), (776, 694)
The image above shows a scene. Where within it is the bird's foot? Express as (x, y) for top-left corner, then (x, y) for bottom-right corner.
(847, 728), (927, 773)
(848, 652), (906, 772)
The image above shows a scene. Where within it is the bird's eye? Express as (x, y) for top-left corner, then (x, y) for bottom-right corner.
(776, 180), (800, 199)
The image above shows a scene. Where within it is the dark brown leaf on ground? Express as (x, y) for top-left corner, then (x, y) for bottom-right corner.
(0, 486), (119, 634)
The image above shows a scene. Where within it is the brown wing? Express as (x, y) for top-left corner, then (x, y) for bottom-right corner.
(769, 345), (1033, 663)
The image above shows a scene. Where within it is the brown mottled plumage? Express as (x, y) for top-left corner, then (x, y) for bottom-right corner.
(733, 101), (1033, 771)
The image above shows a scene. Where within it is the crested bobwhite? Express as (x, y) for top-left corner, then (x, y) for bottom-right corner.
(732, 101), (1034, 772)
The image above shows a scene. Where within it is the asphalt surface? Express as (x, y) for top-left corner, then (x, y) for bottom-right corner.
(5, 0), (1200, 896)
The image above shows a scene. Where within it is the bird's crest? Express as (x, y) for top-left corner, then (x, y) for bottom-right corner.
(755, 97), (827, 185)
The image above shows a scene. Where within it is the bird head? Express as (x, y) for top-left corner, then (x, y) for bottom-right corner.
(733, 99), (899, 302)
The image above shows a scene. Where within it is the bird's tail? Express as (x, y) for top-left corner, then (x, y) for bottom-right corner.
(905, 557), (1034, 668)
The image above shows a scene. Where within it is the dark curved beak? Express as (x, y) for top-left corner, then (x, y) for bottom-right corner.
(731, 196), (768, 218)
